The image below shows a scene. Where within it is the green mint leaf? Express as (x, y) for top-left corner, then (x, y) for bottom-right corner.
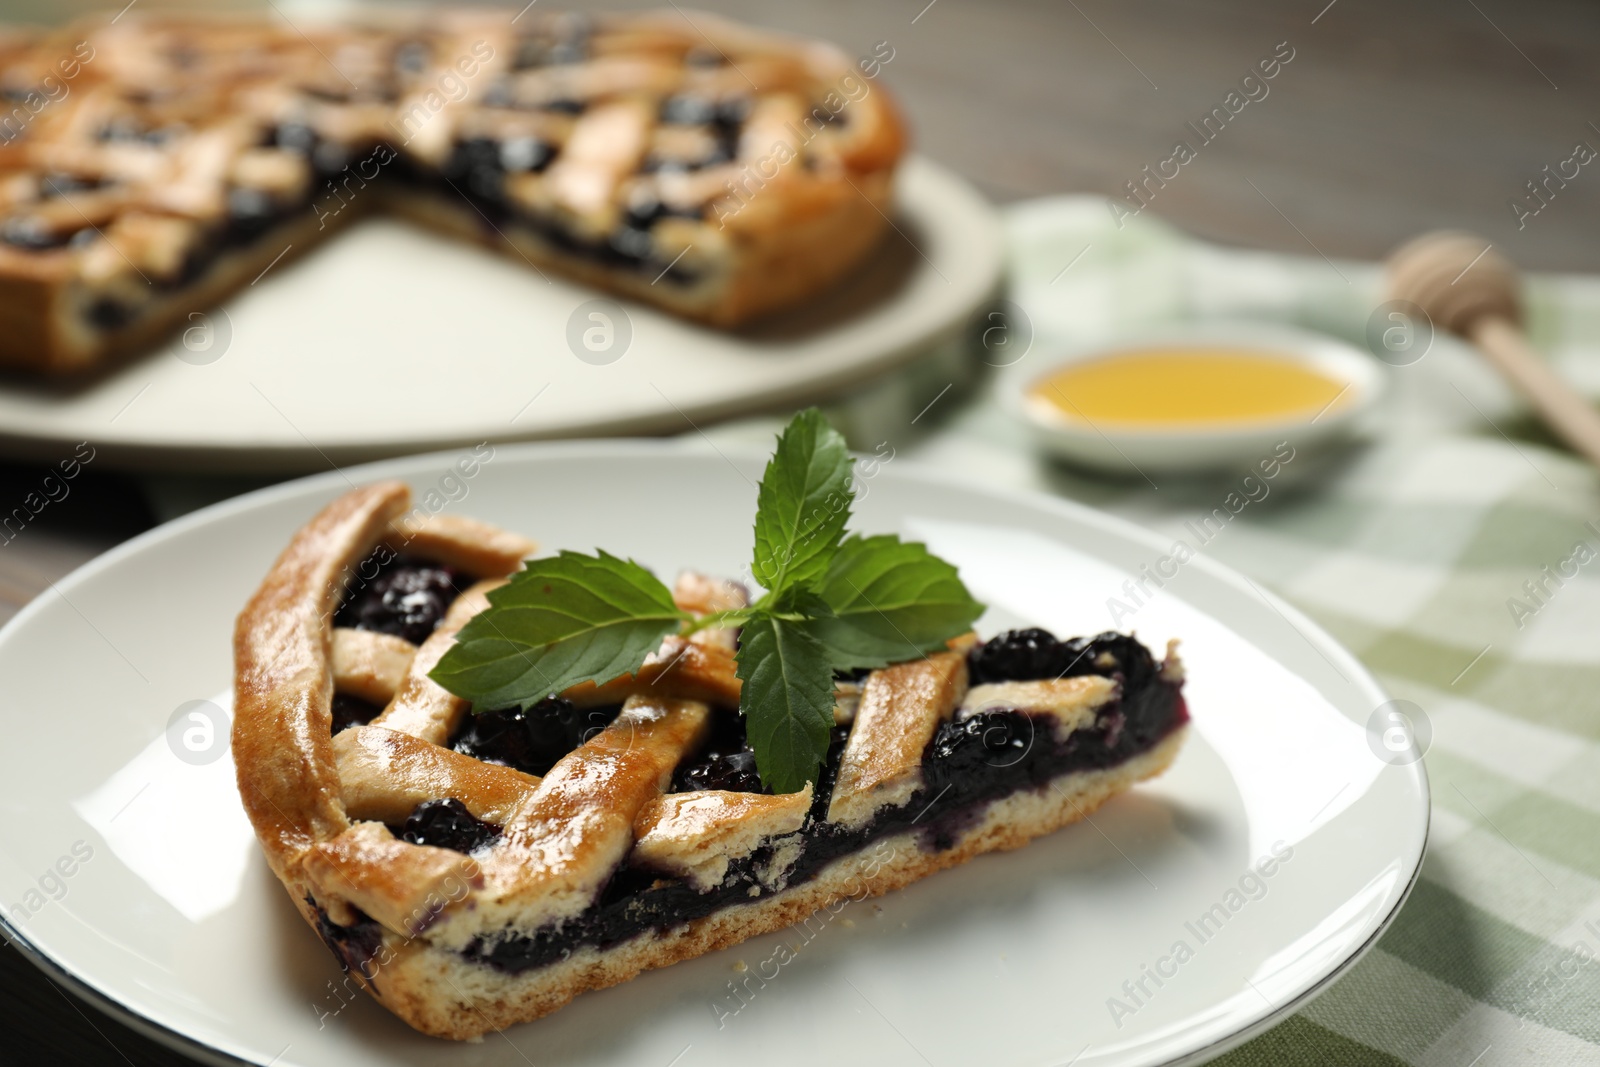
(751, 408), (853, 597)
(428, 550), (685, 710)
(736, 612), (836, 794)
(804, 535), (984, 670)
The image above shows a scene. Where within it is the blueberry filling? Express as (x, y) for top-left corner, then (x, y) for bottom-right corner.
(84, 297), (134, 331)
(331, 692), (383, 734)
(1, 216), (69, 250)
(398, 798), (502, 853)
(677, 749), (763, 794)
(464, 631), (1186, 974)
(440, 134), (560, 192)
(334, 553), (465, 645)
(673, 709), (767, 794)
(442, 136), (509, 200)
(967, 628), (1159, 690)
(804, 724), (855, 824)
(224, 185), (285, 246)
(452, 696), (623, 777)
(308, 898), (384, 982)
(423, 137), (705, 283)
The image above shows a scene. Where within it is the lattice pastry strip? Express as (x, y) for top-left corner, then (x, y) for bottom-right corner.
(268, 483), (790, 953)
(365, 579), (497, 743)
(633, 786), (811, 892)
(329, 628), (414, 705)
(334, 726), (541, 826)
(826, 647), (972, 830)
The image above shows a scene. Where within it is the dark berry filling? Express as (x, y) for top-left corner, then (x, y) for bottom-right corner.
(1, 215), (71, 250)
(417, 136), (704, 283)
(331, 692), (383, 734)
(926, 710), (1034, 774)
(677, 749), (763, 793)
(442, 136), (509, 200)
(84, 297), (134, 331)
(397, 798), (502, 854)
(223, 186), (286, 246)
(334, 553), (465, 645)
(466, 630), (1187, 975)
(805, 724), (855, 824)
(308, 897), (384, 981)
(967, 628), (1159, 690)
(452, 696), (623, 777)
(673, 709), (767, 794)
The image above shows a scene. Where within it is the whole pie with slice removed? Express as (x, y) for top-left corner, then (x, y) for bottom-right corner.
(232, 480), (1190, 1039)
(0, 8), (905, 373)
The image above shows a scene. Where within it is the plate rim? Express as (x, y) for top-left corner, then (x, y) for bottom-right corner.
(0, 437), (1431, 1067)
(0, 850), (1427, 1067)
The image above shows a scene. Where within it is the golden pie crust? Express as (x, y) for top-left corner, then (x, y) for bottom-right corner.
(233, 484), (1187, 1039)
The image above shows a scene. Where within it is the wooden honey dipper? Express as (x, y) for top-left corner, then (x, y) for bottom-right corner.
(1386, 231), (1600, 470)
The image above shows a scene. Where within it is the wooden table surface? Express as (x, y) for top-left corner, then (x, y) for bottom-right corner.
(2, 0), (1597, 1062)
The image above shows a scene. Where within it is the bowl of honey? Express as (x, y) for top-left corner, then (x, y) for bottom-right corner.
(1005, 321), (1386, 475)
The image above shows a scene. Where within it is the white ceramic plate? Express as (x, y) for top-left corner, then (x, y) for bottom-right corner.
(1003, 321), (1387, 475)
(0, 156), (1000, 473)
(0, 442), (1428, 1067)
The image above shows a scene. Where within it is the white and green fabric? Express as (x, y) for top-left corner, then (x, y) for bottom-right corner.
(707, 197), (1600, 1065)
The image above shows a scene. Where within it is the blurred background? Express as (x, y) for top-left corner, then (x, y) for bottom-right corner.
(6, 0), (1598, 268)
(2, 1), (1598, 1064)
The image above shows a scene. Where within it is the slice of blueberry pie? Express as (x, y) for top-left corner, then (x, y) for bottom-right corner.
(234, 480), (1189, 1039)
(0, 9), (905, 373)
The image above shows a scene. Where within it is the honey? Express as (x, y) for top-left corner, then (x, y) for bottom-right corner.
(1029, 347), (1351, 428)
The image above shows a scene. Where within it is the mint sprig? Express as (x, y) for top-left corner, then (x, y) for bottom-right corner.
(428, 409), (985, 794)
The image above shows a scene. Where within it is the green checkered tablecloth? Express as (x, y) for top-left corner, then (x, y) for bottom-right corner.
(708, 198), (1600, 1065)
